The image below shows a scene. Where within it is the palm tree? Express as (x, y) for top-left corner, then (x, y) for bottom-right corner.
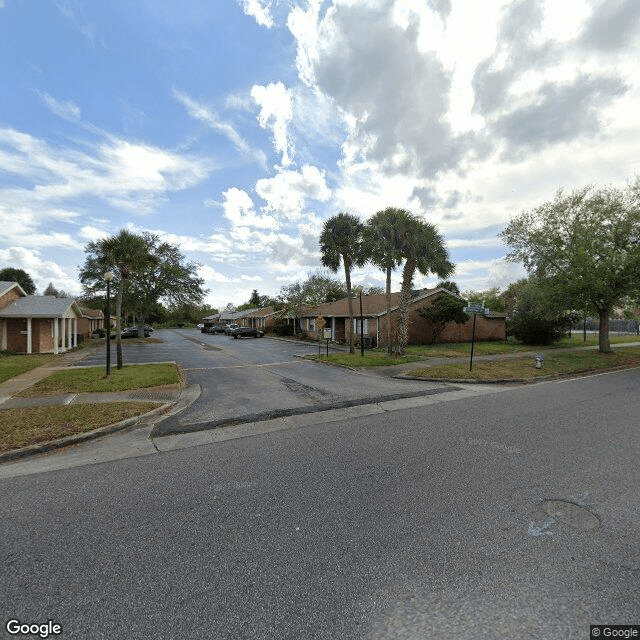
(395, 214), (454, 355)
(364, 207), (413, 354)
(319, 213), (365, 354)
(80, 230), (151, 369)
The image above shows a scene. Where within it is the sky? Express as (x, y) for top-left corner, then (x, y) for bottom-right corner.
(1, 0), (640, 309)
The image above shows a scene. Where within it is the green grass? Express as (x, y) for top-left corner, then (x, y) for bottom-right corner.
(0, 402), (160, 453)
(17, 363), (180, 397)
(0, 353), (58, 384)
(306, 353), (425, 367)
(407, 347), (640, 380)
(396, 334), (640, 359)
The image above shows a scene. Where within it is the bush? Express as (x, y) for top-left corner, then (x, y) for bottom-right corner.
(507, 311), (575, 345)
(271, 322), (294, 336)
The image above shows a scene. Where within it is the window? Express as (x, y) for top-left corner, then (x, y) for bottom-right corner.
(354, 318), (368, 333)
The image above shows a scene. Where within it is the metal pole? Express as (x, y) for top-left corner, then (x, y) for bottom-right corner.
(360, 291), (364, 357)
(469, 312), (477, 372)
(105, 280), (111, 379)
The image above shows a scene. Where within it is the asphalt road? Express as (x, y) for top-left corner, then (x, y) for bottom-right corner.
(80, 329), (450, 431)
(1, 365), (639, 639)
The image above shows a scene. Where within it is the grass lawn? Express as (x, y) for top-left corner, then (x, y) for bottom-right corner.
(0, 402), (160, 453)
(16, 363), (180, 397)
(0, 353), (58, 384)
(306, 353), (425, 367)
(400, 334), (639, 359)
(407, 347), (640, 380)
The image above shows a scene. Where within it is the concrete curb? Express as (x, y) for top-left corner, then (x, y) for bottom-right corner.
(396, 361), (640, 384)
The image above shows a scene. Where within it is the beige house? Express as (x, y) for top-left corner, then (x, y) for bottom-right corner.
(0, 281), (83, 354)
(299, 287), (506, 347)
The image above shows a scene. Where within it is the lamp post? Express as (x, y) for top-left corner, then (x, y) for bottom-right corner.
(104, 271), (114, 379)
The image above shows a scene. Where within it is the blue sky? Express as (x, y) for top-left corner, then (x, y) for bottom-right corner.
(2, 0), (640, 309)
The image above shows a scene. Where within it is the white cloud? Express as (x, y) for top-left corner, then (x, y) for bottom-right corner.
(237, 0), (274, 28)
(222, 187), (279, 230)
(173, 89), (267, 167)
(35, 90), (81, 121)
(255, 164), (331, 220)
(251, 82), (294, 167)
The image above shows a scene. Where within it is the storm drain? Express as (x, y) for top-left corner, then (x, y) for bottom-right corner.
(541, 500), (600, 530)
(128, 391), (179, 402)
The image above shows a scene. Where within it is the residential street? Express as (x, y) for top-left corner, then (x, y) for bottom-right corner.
(1, 334), (638, 638)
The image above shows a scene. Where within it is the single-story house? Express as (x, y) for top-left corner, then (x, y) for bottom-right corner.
(298, 287), (506, 347)
(244, 307), (283, 331)
(0, 281), (84, 354)
(78, 306), (105, 338)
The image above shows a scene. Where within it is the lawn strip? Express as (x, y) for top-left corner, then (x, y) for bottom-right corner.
(0, 401), (159, 453)
(0, 354), (58, 384)
(16, 363), (180, 397)
(407, 347), (640, 380)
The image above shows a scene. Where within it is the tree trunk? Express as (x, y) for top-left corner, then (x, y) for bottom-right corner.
(116, 281), (123, 369)
(344, 260), (355, 354)
(598, 308), (611, 353)
(396, 260), (416, 356)
(386, 266), (392, 354)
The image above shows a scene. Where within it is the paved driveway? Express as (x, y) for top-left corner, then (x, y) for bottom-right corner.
(80, 329), (451, 430)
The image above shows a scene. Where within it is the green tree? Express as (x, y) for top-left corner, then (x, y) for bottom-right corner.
(249, 289), (261, 306)
(505, 278), (577, 345)
(364, 208), (411, 354)
(122, 232), (206, 336)
(0, 267), (36, 294)
(461, 287), (506, 313)
(80, 230), (154, 369)
(500, 182), (640, 352)
(394, 214), (453, 355)
(418, 294), (469, 344)
(319, 213), (366, 353)
(436, 280), (461, 295)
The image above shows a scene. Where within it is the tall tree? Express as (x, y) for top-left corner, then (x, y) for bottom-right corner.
(394, 214), (453, 355)
(80, 230), (151, 369)
(500, 182), (640, 352)
(364, 208), (413, 354)
(124, 232), (206, 336)
(319, 213), (366, 354)
(0, 267), (36, 294)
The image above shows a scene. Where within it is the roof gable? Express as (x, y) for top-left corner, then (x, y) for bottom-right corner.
(0, 296), (81, 318)
(0, 281), (27, 299)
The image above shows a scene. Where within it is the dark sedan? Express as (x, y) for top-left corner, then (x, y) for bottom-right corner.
(229, 327), (264, 339)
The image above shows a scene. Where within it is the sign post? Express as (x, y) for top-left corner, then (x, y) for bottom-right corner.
(315, 315), (326, 355)
(463, 303), (485, 371)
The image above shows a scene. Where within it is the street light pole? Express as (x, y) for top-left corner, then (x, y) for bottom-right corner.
(104, 271), (114, 379)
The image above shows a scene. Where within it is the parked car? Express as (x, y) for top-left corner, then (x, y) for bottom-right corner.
(207, 324), (226, 334)
(229, 326), (264, 339)
(196, 323), (204, 330)
(224, 324), (240, 335)
(121, 327), (150, 338)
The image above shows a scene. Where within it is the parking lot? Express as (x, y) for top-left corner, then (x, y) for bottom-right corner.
(80, 328), (450, 429)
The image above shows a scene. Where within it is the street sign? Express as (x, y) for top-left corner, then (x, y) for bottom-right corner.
(464, 303), (484, 314)
(323, 328), (331, 339)
(315, 315), (326, 330)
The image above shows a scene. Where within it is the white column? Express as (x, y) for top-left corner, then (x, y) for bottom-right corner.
(72, 317), (77, 347)
(1, 319), (6, 350)
(53, 318), (59, 354)
(27, 318), (32, 354)
(331, 317), (335, 341)
(66, 318), (72, 351)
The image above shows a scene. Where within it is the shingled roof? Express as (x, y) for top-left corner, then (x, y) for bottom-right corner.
(0, 296), (81, 318)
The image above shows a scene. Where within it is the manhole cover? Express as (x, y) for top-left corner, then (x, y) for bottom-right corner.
(541, 500), (599, 530)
